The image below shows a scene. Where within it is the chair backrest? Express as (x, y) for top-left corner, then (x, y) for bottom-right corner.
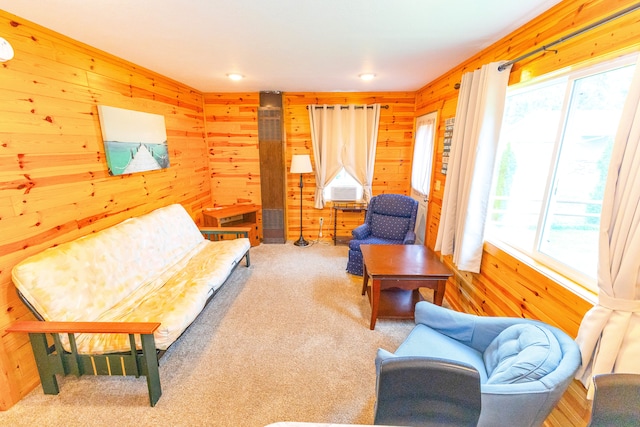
(588, 373), (640, 426)
(366, 194), (419, 240)
(374, 357), (481, 427)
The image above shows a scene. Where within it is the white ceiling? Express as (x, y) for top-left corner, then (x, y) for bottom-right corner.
(0, 0), (563, 92)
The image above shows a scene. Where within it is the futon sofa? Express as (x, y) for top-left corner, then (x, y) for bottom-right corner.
(9, 203), (251, 406)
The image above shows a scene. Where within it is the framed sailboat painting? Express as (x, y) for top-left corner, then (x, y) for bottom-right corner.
(97, 105), (170, 176)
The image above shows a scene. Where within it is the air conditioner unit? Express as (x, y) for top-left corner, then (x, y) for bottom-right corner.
(331, 186), (358, 201)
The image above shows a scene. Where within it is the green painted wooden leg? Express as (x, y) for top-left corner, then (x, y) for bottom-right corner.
(28, 333), (60, 395)
(141, 333), (161, 407)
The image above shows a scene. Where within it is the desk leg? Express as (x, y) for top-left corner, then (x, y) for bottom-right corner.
(433, 280), (446, 306)
(369, 278), (381, 330)
(333, 208), (338, 246)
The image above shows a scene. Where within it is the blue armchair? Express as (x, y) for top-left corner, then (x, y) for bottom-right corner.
(346, 194), (418, 276)
(376, 302), (582, 427)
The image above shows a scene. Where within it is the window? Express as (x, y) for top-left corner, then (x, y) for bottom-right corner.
(323, 168), (363, 201)
(411, 112), (437, 197)
(486, 55), (637, 291)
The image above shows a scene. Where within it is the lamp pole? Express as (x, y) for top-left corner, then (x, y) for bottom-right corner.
(294, 173), (308, 246)
(290, 154), (313, 247)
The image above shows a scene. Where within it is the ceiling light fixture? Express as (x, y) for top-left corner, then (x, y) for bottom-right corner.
(359, 73), (376, 81)
(0, 37), (15, 62)
(227, 73), (244, 81)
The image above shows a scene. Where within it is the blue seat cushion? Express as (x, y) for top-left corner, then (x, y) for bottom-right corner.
(383, 323), (489, 383)
(483, 324), (562, 384)
(348, 237), (403, 251)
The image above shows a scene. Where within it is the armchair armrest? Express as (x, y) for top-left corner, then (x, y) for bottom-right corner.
(352, 223), (371, 240)
(403, 230), (417, 244)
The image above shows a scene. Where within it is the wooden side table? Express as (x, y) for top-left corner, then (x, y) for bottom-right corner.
(332, 201), (367, 245)
(203, 205), (260, 246)
(360, 244), (452, 330)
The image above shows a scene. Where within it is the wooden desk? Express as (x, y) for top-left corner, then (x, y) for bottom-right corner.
(203, 205), (260, 246)
(332, 202), (367, 245)
(360, 244), (452, 330)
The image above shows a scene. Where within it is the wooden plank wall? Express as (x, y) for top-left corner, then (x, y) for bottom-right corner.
(1, 0), (638, 423)
(416, 1), (640, 426)
(204, 92), (416, 243)
(285, 93), (416, 242)
(204, 93), (261, 208)
(0, 11), (211, 409)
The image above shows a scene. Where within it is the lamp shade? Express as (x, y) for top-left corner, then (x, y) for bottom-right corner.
(290, 154), (313, 174)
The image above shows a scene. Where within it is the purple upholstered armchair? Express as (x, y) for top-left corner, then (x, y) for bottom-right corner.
(346, 194), (419, 276)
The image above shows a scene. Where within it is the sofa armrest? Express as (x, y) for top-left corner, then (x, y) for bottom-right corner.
(403, 230), (417, 244)
(7, 320), (163, 406)
(7, 320), (160, 335)
(352, 223), (371, 240)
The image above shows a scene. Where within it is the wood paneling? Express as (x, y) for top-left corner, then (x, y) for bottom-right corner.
(0, 11), (211, 409)
(204, 92), (416, 243)
(284, 93), (416, 242)
(203, 93), (261, 207)
(416, 1), (640, 426)
(203, 93), (263, 238)
(2, 0), (639, 422)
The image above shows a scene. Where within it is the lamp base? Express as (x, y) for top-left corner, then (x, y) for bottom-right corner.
(293, 236), (310, 247)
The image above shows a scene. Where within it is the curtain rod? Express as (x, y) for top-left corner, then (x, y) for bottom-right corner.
(306, 105), (389, 110)
(498, 2), (640, 72)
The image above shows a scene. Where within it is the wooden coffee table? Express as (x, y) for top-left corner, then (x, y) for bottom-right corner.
(360, 244), (453, 330)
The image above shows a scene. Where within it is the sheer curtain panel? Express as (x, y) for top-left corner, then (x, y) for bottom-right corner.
(435, 61), (511, 273)
(309, 104), (380, 207)
(575, 56), (640, 398)
(309, 105), (343, 208)
(342, 104), (380, 202)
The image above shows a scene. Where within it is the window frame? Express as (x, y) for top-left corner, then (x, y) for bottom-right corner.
(485, 53), (638, 293)
(411, 112), (438, 198)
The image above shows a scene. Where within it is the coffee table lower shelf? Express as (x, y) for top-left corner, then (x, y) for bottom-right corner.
(365, 287), (422, 319)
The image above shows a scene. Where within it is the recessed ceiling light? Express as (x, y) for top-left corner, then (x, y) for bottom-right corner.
(227, 73), (244, 81)
(359, 73), (376, 81)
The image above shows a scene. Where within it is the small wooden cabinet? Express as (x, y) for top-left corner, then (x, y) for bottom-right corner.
(203, 205), (260, 246)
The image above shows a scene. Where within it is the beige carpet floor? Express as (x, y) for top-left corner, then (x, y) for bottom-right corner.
(0, 242), (424, 427)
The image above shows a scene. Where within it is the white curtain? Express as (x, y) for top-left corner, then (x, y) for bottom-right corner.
(575, 56), (640, 399)
(309, 104), (381, 207)
(342, 104), (381, 202)
(309, 105), (344, 209)
(435, 61), (511, 272)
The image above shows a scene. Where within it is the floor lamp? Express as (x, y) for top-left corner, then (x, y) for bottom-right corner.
(290, 154), (313, 246)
